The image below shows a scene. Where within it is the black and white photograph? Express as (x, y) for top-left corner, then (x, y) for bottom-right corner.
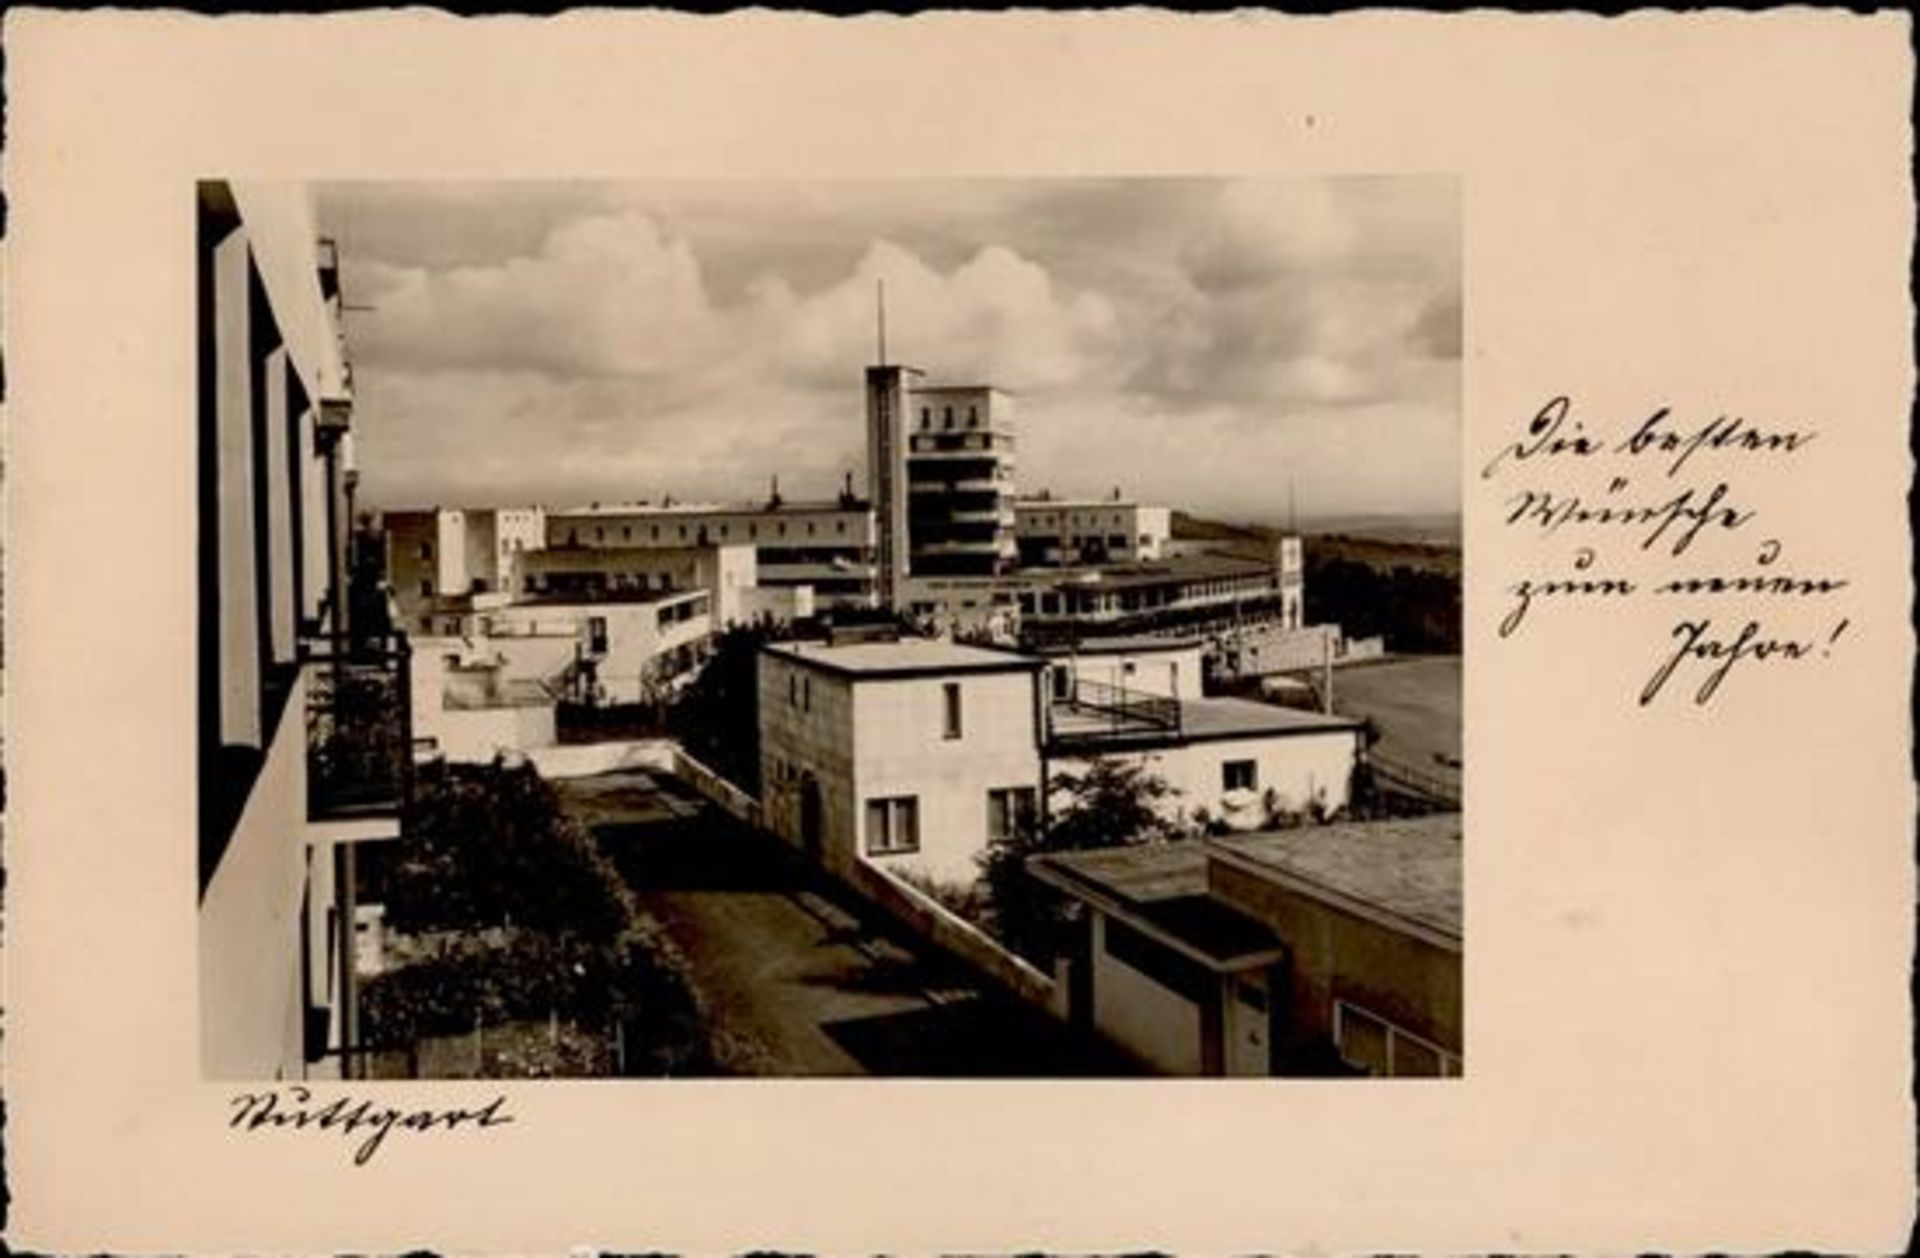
(197, 176), (1462, 1081)
(10, 10), (1915, 1255)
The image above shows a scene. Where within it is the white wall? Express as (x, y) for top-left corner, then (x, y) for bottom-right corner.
(758, 653), (858, 863)
(1058, 727), (1361, 831)
(1090, 914), (1204, 1074)
(200, 670), (311, 1080)
(1055, 644), (1205, 701)
(851, 669), (1043, 884)
(739, 583), (815, 625)
(419, 704), (557, 763)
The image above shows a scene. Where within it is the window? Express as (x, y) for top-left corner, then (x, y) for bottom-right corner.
(789, 672), (799, 707)
(803, 675), (812, 711)
(623, 526), (632, 541)
(942, 682), (963, 739)
(865, 796), (920, 855)
(419, 540), (434, 560)
(943, 406), (954, 429)
(920, 407), (931, 428)
(595, 527), (605, 542)
(968, 405), (978, 427)
(651, 526), (660, 541)
(1223, 760), (1258, 792)
(420, 579), (434, 598)
(987, 787), (1037, 844)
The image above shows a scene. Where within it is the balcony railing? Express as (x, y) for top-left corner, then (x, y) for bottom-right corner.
(1047, 676), (1184, 748)
(306, 638), (413, 820)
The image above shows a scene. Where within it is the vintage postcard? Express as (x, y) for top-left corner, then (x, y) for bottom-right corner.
(3, 9), (1912, 1254)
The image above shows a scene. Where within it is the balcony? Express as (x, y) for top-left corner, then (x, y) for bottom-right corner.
(1046, 676), (1184, 749)
(306, 638), (412, 822)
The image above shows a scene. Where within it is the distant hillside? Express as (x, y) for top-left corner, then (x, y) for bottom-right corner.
(1176, 511), (1461, 652)
(1172, 511), (1461, 578)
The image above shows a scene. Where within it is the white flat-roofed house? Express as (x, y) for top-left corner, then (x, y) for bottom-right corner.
(758, 639), (1045, 885)
(1030, 815), (1462, 1077)
(1045, 672), (1365, 833)
(1014, 496), (1172, 567)
(517, 539), (756, 629)
(482, 586), (713, 707)
(1033, 635), (1207, 705)
(547, 496), (878, 612)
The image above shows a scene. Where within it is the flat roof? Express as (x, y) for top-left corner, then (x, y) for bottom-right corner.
(1212, 815), (1462, 942)
(1178, 696), (1362, 740)
(552, 499), (870, 518)
(1014, 499), (1158, 511)
(1058, 552), (1275, 589)
(765, 637), (1042, 680)
(1030, 634), (1205, 656)
(1025, 844), (1283, 969)
(1030, 841), (1210, 904)
(1032, 814), (1462, 959)
(508, 588), (705, 608)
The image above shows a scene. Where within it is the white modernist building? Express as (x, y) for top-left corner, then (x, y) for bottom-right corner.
(546, 497), (877, 612)
(756, 633), (1366, 888)
(197, 180), (411, 1080)
(758, 639), (1046, 886)
(1014, 495), (1173, 567)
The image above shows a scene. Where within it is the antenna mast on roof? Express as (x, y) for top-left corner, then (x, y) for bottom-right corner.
(876, 279), (888, 367)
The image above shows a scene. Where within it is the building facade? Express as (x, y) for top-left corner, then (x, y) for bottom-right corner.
(758, 639), (1046, 885)
(1031, 815), (1462, 1077)
(198, 181), (412, 1080)
(546, 499), (877, 611)
(905, 384), (1020, 578)
(1014, 496), (1173, 567)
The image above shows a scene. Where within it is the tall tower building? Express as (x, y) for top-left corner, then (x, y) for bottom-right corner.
(905, 384), (1019, 577)
(866, 362), (919, 611)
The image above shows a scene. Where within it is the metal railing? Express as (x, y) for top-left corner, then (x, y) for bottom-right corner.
(1048, 676), (1183, 746)
(1366, 751), (1461, 809)
(306, 637), (413, 820)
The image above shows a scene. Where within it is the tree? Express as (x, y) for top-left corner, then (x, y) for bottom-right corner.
(978, 757), (1183, 964)
(362, 758), (716, 1074)
(384, 758), (631, 945)
(1041, 758), (1185, 850)
(667, 622), (786, 794)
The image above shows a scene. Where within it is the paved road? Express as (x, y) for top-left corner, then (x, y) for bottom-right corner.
(556, 769), (1135, 1077)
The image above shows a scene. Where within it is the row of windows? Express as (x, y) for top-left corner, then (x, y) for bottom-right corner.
(919, 403), (982, 430)
(862, 785), (1039, 856)
(567, 518), (850, 546)
(1025, 512), (1133, 529)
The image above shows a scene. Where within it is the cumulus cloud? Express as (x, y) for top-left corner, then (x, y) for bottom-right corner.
(1128, 181), (1461, 412)
(746, 239), (1119, 392)
(346, 210), (718, 377)
(326, 177), (1461, 521)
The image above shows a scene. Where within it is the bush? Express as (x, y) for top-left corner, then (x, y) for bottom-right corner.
(365, 758), (715, 1074)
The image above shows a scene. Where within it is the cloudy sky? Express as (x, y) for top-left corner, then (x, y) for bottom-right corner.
(316, 177), (1459, 526)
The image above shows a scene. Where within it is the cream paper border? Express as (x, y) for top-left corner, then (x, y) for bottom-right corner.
(4, 10), (1914, 1254)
